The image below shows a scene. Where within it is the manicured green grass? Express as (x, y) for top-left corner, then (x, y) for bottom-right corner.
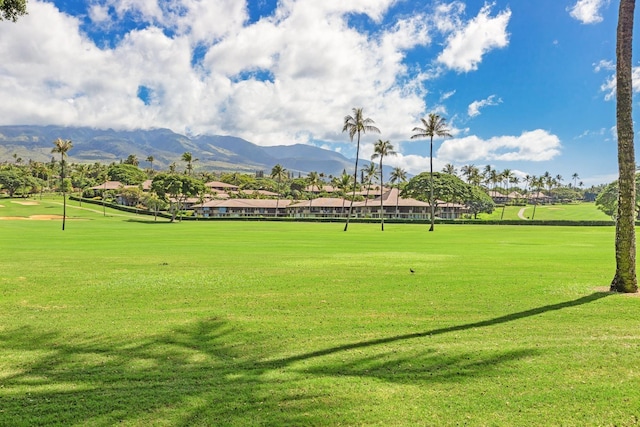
(479, 202), (612, 221)
(1, 196), (638, 426)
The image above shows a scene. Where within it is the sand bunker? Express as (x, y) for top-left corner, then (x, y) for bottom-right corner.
(0, 215), (64, 220)
(11, 201), (40, 206)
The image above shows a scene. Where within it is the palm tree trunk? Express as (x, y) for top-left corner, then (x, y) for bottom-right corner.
(275, 178), (280, 218)
(344, 132), (361, 231)
(429, 137), (435, 231)
(612, 0), (638, 293)
(380, 160), (384, 231)
(61, 161), (66, 231)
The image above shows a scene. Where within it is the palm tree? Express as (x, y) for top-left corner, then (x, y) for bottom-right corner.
(371, 139), (396, 231)
(181, 152), (198, 175)
(51, 138), (73, 231)
(411, 113), (452, 231)
(530, 175), (543, 220)
(124, 154), (139, 166)
(342, 107), (380, 231)
(390, 167), (407, 218)
(571, 172), (580, 188)
(270, 164), (287, 218)
(306, 171), (322, 213)
(461, 164), (476, 184)
(482, 165), (494, 189)
(612, 0), (638, 293)
(334, 171), (353, 216)
(361, 162), (378, 208)
(146, 155), (155, 173)
(442, 163), (457, 175)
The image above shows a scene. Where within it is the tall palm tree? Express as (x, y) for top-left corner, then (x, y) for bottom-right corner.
(371, 139), (396, 231)
(146, 155), (155, 173)
(390, 167), (407, 218)
(500, 168), (514, 219)
(342, 107), (380, 231)
(571, 172), (580, 188)
(270, 164), (287, 218)
(361, 162), (378, 208)
(51, 138), (73, 231)
(181, 152), (198, 175)
(530, 175), (543, 220)
(612, 0), (638, 293)
(411, 113), (452, 231)
(306, 171), (322, 212)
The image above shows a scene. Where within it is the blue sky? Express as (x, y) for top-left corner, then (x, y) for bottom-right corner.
(0, 0), (635, 185)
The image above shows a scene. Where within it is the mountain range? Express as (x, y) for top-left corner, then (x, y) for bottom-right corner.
(0, 125), (364, 177)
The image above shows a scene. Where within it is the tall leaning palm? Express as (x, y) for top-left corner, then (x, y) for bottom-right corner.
(612, 0), (638, 293)
(270, 164), (287, 218)
(371, 139), (396, 231)
(411, 113), (451, 231)
(51, 138), (73, 231)
(342, 107), (380, 231)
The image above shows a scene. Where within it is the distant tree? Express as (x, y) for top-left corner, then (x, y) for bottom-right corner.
(571, 172), (580, 188)
(611, 0), (638, 293)
(361, 162), (378, 208)
(442, 163), (457, 175)
(461, 164), (480, 185)
(306, 171), (322, 209)
(333, 171), (353, 215)
(390, 167), (407, 218)
(270, 164), (287, 217)
(342, 107), (380, 231)
(119, 187), (143, 207)
(146, 155), (155, 172)
(181, 152), (198, 175)
(51, 138), (73, 231)
(1, 0), (27, 22)
(371, 139), (396, 231)
(124, 154), (139, 166)
(411, 113), (452, 231)
(465, 186), (495, 219)
(0, 169), (27, 197)
(151, 173), (205, 222)
(141, 192), (167, 221)
(107, 164), (146, 185)
(402, 172), (472, 218)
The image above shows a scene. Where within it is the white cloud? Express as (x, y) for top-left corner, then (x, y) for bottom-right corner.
(437, 3), (511, 73)
(568, 0), (609, 24)
(593, 59), (615, 72)
(599, 66), (640, 100)
(0, 0), (521, 164)
(437, 130), (562, 163)
(468, 94), (502, 118)
(88, 4), (111, 24)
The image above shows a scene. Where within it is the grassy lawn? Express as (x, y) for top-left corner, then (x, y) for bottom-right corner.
(1, 197), (638, 426)
(479, 202), (612, 221)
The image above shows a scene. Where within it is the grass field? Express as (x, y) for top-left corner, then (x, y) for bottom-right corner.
(478, 202), (612, 221)
(1, 197), (639, 426)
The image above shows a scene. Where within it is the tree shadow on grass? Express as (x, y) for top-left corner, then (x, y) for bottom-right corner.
(0, 293), (610, 425)
(265, 292), (612, 369)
